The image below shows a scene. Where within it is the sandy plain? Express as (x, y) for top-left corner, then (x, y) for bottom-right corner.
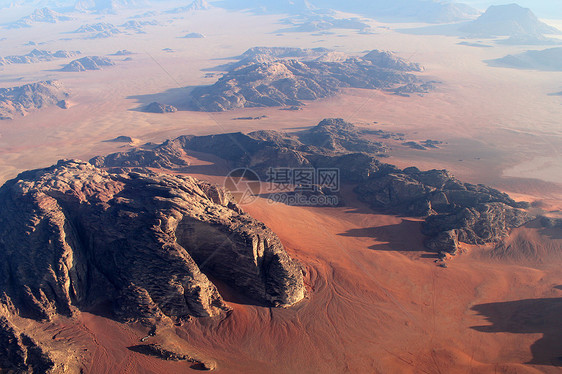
(0, 5), (561, 374)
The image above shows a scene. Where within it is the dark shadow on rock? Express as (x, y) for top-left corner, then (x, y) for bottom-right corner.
(555, 285), (562, 291)
(539, 227), (562, 240)
(471, 297), (562, 367)
(338, 219), (426, 252)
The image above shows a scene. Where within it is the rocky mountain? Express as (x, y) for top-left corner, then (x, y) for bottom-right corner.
(0, 81), (70, 120)
(0, 49), (80, 66)
(61, 56), (114, 71)
(0, 160), (305, 323)
(486, 47), (562, 71)
(191, 48), (425, 111)
(90, 118), (532, 255)
(165, 0), (210, 13)
(74, 22), (121, 34)
(355, 167), (530, 254)
(5, 7), (71, 28)
(183, 32), (204, 38)
(90, 118), (389, 172)
(74, 0), (147, 13)
(279, 14), (372, 33)
(144, 102), (177, 113)
(459, 4), (560, 37)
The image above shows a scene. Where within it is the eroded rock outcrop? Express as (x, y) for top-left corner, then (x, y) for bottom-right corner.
(90, 118), (389, 176)
(0, 317), (54, 373)
(0, 49), (81, 66)
(144, 102), (178, 113)
(61, 56), (114, 72)
(0, 81), (70, 120)
(0, 160), (305, 322)
(89, 118), (531, 255)
(355, 167), (531, 253)
(191, 48), (427, 111)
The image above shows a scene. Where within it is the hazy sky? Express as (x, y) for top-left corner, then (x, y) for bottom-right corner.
(0, 0), (560, 19)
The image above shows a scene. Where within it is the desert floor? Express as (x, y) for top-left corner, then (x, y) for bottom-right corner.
(1, 6), (561, 373)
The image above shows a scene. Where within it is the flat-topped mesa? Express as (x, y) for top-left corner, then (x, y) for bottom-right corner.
(0, 160), (305, 322)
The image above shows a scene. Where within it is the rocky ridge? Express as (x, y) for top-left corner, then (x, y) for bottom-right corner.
(0, 81), (70, 120)
(191, 47), (426, 111)
(91, 118), (532, 255)
(61, 56), (115, 72)
(0, 160), (305, 323)
(6, 8), (72, 29)
(0, 49), (81, 66)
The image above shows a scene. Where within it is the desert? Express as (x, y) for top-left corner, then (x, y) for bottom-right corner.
(0, 0), (561, 373)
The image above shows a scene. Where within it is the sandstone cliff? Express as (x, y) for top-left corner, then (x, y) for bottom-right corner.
(0, 160), (305, 322)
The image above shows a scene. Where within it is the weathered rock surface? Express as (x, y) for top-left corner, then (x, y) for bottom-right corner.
(90, 118), (389, 175)
(144, 102), (178, 113)
(73, 22), (120, 34)
(6, 8), (72, 28)
(90, 118), (531, 255)
(61, 56), (115, 72)
(0, 317), (54, 373)
(0, 49), (81, 66)
(0, 80), (70, 120)
(191, 48), (427, 111)
(0, 160), (305, 322)
(355, 167), (531, 253)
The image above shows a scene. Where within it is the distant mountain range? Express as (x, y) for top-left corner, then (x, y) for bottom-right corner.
(5, 7), (71, 28)
(217, 0), (480, 23)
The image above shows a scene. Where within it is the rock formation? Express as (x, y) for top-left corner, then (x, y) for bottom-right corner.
(144, 102), (178, 113)
(0, 160), (305, 322)
(61, 56), (115, 72)
(90, 118), (389, 173)
(73, 22), (121, 37)
(279, 14), (371, 33)
(90, 118), (532, 255)
(459, 4), (560, 37)
(191, 48), (426, 111)
(0, 81), (70, 120)
(0, 49), (81, 66)
(486, 47), (562, 71)
(6, 8), (72, 28)
(165, 0), (211, 13)
(183, 32), (205, 38)
(355, 167), (531, 254)
(0, 317), (54, 373)
(219, 0), (478, 23)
